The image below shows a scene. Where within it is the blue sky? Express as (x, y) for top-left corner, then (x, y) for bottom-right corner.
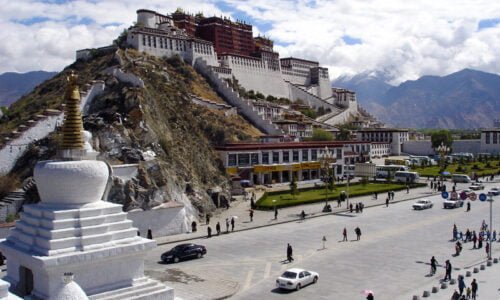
(1, 0), (499, 83)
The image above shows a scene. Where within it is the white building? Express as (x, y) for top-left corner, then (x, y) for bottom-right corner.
(356, 128), (409, 156)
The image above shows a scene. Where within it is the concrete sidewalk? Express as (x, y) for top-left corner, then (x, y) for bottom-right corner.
(154, 182), (440, 246)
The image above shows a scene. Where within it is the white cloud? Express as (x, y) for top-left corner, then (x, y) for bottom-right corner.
(1, 0), (500, 84)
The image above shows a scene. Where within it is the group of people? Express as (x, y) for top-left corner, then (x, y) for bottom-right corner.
(342, 226), (362, 241)
(349, 202), (364, 213)
(451, 277), (478, 300)
(453, 222), (496, 257)
(207, 217), (236, 238)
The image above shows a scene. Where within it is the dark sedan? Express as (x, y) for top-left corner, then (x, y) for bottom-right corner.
(161, 243), (207, 263)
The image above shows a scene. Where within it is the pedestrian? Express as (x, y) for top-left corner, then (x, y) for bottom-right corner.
(406, 185), (410, 193)
(386, 197), (389, 207)
(493, 230), (497, 241)
(274, 207), (278, 220)
(471, 278), (478, 300)
(444, 260), (452, 281)
(458, 275), (466, 296)
(466, 201), (471, 212)
(486, 242), (490, 256)
(191, 221), (197, 233)
(249, 209), (254, 222)
(216, 221), (221, 235)
(478, 235), (483, 249)
(359, 202), (364, 213)
(391, 191), (395, 200)
(300, 210), (306, 220)
(206, 214), (210, 225)
(286, 243), (294, 262)
(355, 203), (359, 213)
(231, 217), (235, 231)
(350, 203), (353, 213)
(366, 292), (374, 300)
(430, 256), (438, 275)
(147, 228), (153, 240)
(472, 232), (477, 249)
(466, 286), (471, 299)
(374, 192), (378, 200)
(343, 227), (348, 242)
(451, 290), (460, 300)
(355, 227), (361, 241)
(250, 198), (256, 209)
(225, 218), (229, 233)
(207, 226), (212, 238)
(430, 181), (434, 190)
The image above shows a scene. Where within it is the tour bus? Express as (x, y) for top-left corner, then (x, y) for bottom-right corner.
(376, 165), (409, 178)
(343, 165), (355, 179)
(452, 174), (472, 183)
(394, 171), (420, 183)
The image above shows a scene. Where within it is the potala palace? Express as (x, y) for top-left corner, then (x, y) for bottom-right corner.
(77, 8), (365, 129)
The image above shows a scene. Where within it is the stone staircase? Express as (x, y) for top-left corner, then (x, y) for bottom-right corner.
(88, 277), (173, 300)
(0, 189), (25, 222)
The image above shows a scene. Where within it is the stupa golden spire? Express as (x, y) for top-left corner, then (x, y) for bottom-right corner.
(60, 71), (84, 150)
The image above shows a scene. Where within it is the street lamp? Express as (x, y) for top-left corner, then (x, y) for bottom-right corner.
(320, 146), (334, 209)
(437, 142), (450, 180)
(488, 194), (494, 260)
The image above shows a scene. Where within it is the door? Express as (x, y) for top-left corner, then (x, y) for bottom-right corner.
(18, 266), (34, 297)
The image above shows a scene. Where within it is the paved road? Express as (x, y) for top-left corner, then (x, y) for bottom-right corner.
(145, 180), (500, 299)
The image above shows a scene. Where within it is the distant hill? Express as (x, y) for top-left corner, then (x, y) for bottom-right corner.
(0, 71), (57, 107)
(333, 69), (500, 129)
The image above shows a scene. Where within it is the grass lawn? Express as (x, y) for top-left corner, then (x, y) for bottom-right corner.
(412, 160), (500, 178)
(256, 182), (423, 209)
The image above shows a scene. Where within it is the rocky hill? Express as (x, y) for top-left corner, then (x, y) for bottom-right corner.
(0, 71), (57, 107)
(334, 69), (500, 129)
(0, 49), (261, 213)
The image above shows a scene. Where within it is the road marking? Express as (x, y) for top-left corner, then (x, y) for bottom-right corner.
(264, 262), (272, 279)
(243, 268), (254, 290)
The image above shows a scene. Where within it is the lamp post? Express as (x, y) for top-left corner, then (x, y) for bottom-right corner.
(320, 147), (334, 209)
(488, 194), (494, 260)
(437, 142), (450, 180)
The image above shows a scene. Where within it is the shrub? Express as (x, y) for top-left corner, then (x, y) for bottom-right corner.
(0, 175), (20, 200)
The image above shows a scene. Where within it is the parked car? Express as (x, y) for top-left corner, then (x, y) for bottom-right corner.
(276, 268), (319, 291)
(469, 184), (485, 191)
(443, 199), (464, 209)
(412, 199), (433, 210)
(161, 243), (206, 263)
(488, 187), (500, 196)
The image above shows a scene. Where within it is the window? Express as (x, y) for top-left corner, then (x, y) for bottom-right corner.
(142, 35), (146, 46)
(272, 151), (280, 163)
(311, 149), (317, 160)
(336, 149), (342, 159)
(262, 152), (269, 164)
(493, 132), (498, 144)
(251, 153), (259, 165)
(292, 150), (299, 162)
(228, 154), (236, 166)
(486, 132), (490, 144)
(238, 154), (250, 166)
(302, 150), (308, 161)
(282, 151), (289, 163)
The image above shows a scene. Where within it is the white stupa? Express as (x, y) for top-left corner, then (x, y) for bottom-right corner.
(0, 72), (173, 299)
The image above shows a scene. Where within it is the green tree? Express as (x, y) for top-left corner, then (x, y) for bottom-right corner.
(290, 175), (299, 199)
(336, 124), (356, 141)
(311, 128), (333, 141)
(431, 129), (453, 149)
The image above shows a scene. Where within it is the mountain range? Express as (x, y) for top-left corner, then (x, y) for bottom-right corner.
(0, 71), (57, 107)
(334, 69), (500, 129)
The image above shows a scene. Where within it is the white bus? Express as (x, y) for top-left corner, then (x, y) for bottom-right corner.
(394, 171), (420, 183)
(376, 165), (409, 178)
(452, 174), (471, 183)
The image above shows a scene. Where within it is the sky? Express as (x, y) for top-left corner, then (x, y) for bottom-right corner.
(1, 0), (500, 84)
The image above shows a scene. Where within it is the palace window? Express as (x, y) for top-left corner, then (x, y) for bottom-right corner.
(311, 149), (317, 161)
(486, 132), (490, 144)
(228, 154), (236, 166)
(147, 36), (151, 47)
(292, 150), (299, 162)
(282, 151), (290, 163)
(251, 153), (259, 165)
(302, 149), (308, 161)
(262, 152), (269, 164)
(142, 35), (146, 46)
(238, 154), (250, 166)
(493, 132), (498, 144)
(272, 151), (280, 163)
(336, 149), (342, 159)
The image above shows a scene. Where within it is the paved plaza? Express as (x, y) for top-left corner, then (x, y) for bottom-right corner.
(143, 177), (500, 300)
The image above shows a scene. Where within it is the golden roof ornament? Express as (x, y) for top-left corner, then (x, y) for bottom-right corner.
(59, 71), (85, 157)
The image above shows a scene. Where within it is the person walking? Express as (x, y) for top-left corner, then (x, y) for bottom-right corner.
(231, 217), (235, 231)
(458, 275), (466, 296)
(225, 218), (230, 233)
(406, 185), (410, 193)
(343, 227), (348, 242)
(466, 286), (471, 299)
(355, 227), (361, 241)
(206, 214), (210, 225)
(286, 243), (294, 262)
(274, 207), (278, 220)
(430, 256), (438, 275)
(300, 210), (306, 220)
(386, 197), (389, 207)
(216, 222), (221, 235)
(207, 226), (212, 238)
(249, 209), (254, 222)
(486, 241), (490, 257)
(349, 203), (353, 213)
(472, 231), (477, 249)
(444, 260), (452, 281)
(366, 292), (374, 300)
(471, 278), (478, 300)
(466, 201), (471, 212)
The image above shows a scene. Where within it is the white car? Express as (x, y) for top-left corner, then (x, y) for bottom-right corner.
(488, 187), (500, 196)
(412, 199), (433, 210)
(470, 184), (484, 191)
(443, 199), (464, 209)
(276, 268), (319, 291)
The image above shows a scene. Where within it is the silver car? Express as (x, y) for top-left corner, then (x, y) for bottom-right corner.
(412, 199), (433, 210)
(276, 268), (319, 291)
